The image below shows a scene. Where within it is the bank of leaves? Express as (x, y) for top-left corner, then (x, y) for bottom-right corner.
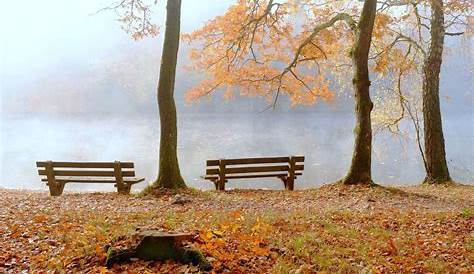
(0, 184), (472, 273)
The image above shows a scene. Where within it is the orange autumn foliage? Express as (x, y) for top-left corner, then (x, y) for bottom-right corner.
(182, 0), (368, 107)
(183, 0), (472, 124)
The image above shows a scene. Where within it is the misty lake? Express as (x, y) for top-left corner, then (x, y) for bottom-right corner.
(1, 112), (472, 191)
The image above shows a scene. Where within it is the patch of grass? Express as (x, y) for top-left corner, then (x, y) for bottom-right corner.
(275, 226), (367, 272)
(37, 230), (46, 240)
(196, 189), (214, 199)
(271, 261), (294, 274)
(291, 233), (320, 257)
(318, 219), (359, 239)
(164, 212), (177, 229)
(460, 208), (472, 218)
(87, 215), (110, 232)
(465, 236), (474, 251)
(258, 209), (280, 222)
(424, 258), (447, 273)
(367, 224), (393, 239)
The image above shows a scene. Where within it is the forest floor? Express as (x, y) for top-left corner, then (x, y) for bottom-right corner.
(0, 183), (473, 273)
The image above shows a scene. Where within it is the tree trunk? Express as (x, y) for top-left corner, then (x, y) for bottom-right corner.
(153, 0), (186, 189)
(422, 0), (451, 184)
(342, 0), (377, 185)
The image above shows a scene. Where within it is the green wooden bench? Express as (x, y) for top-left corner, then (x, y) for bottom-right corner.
(203, 156), (304, 191)
(36, 161), (145, 196)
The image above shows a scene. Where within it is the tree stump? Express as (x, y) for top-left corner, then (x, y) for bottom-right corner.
(106, 230), (211, 271)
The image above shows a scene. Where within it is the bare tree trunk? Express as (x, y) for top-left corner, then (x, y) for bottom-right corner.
(153, 0), (186, 189)
(422, 0), (451, 184)
(342, 0), (377, 185)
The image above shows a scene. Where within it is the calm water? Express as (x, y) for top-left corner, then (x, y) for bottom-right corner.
(1, 112), (472, 191)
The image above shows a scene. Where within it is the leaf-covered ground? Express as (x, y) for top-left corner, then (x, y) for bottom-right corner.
(1, 183), (473, 273)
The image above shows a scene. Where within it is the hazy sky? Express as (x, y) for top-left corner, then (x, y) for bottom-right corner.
(0, 0), (471, 115)
(0, 0), (244, 115)
(0, 0), (233, 83)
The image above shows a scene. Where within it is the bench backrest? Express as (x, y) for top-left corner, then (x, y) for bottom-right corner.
(36, 161), (136, 178)
(206, 156), (304, 176)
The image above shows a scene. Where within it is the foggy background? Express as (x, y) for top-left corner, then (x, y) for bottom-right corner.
(1, 0), (472, 191)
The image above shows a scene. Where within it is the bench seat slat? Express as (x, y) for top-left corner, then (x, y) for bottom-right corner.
(204, 172), (302, 181)
(38, 169), (135, 177)
(207, 156), (304, 166)
(41, 177), (145, 184)
(36, 161), (134, 168)
(206, 164), (304, 175)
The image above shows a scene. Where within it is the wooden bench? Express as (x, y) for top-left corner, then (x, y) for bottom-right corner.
(36, 161), (145, 196)
(203, 156), (304, 191)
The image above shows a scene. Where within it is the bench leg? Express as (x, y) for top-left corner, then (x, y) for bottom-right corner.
(279, 177), (287, 190)
(48, 182), (65, 196)
(116, 183), (131, 194)
(212, 180), (219, 190)
(218, 179), (227, 191)
(286, 183), (294, 191)
(285, 177), (295, 191)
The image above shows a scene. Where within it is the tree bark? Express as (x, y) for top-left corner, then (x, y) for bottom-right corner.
(342, 0), (377, 185)
(421, 0), (451, 184)
(153, 0), (186, 189)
